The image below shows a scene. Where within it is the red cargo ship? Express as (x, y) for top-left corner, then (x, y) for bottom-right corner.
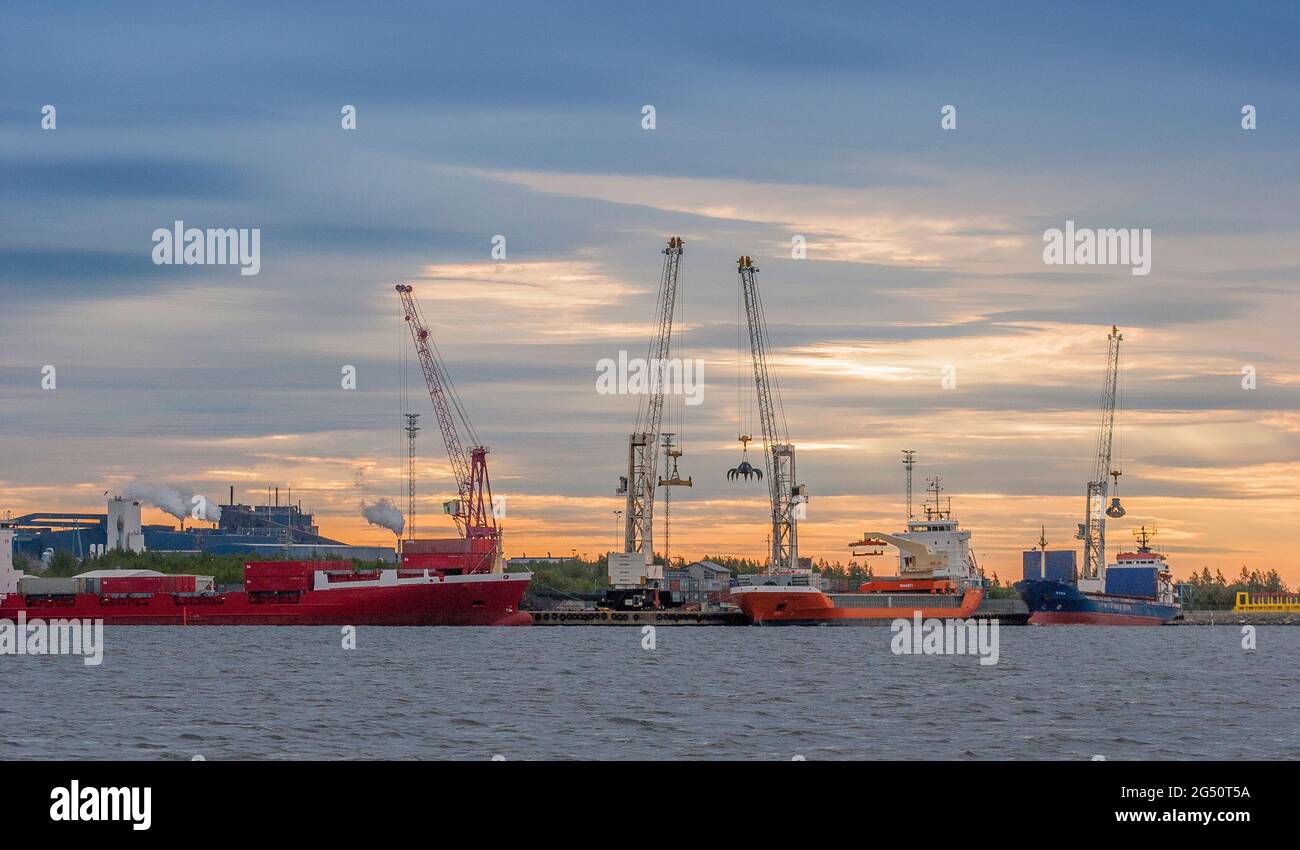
(0, 560), (532, 626)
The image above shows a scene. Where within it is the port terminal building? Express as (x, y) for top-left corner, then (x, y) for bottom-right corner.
(9, 495), (395, 564)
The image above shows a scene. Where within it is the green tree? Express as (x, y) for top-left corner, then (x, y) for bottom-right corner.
(47, 550), (79, 575)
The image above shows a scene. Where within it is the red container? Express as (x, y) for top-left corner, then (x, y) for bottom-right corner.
(243, 562), (326, 592)
(401, 538), (471, 555)
(100, 576), (165, 594)
(245, 574), (312, 592)
(100, 575), (202, 594)
(244, 561), (321, 576)
(402, 552), (494, 572)
(324, 570), (379, 584)
(165, 575), (197, 592)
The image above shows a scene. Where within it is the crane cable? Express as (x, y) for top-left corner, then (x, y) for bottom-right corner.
(410, 295), (481, 449)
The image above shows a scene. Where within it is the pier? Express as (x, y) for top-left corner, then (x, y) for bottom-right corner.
(1173, 610), (1300, 626)
(529, 609), (747, 626)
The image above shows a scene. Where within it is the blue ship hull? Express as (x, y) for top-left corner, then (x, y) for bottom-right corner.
(1014, 579), (1181, 625)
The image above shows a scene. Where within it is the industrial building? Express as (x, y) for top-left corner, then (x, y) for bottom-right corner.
(9, 493), (395, 564)
(664, 561), (733, 606)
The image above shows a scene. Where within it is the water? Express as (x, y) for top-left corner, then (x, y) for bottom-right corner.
(2, 626), (1296, 760)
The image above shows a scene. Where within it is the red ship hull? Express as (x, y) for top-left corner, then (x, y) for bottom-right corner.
(1027, 610), (1165, 626)
(0, 571), (532, 626)
(732, 585), (985, 625)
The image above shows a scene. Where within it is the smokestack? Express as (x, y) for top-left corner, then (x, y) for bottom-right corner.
(229, 485), (234, 506)
(361, 498), (405, 536)
(275, 487), (279, 507)
(126, 482), (221, 524)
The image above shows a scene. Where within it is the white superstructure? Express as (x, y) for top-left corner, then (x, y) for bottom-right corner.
(852, 476), (982, 588)
(0, 518), (22, 596)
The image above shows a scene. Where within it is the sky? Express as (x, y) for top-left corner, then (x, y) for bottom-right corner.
(1, 1), (1297, 584)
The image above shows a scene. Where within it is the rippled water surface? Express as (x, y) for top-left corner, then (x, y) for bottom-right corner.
(3, 626), (1296, 760)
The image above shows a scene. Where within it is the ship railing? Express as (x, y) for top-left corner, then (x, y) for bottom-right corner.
(1233, 591), (1300, 612)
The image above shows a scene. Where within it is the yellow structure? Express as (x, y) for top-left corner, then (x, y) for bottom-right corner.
(1233, 591), (1300, 612)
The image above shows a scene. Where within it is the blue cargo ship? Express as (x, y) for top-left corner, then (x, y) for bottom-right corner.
(1014, 527), (1181, 625)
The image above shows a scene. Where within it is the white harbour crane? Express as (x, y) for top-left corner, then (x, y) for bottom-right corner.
(735, 255), (805, 572)
(1076, 325), (1125, 586)
(609, 237), (688, 607)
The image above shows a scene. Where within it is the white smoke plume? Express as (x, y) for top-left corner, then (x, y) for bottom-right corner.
(360, 498), (405, 536)
(126, 483), (223, 523)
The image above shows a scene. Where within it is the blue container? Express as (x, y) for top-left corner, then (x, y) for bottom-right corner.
(1105, 566), (1159, 598)
(1022, 550), (1075, 582)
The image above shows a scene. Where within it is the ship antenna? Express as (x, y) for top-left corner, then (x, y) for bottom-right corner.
(1036, 525), (1049, 579)
(927, 476), (943, 520)
(902, 450), (916, 522)
(1133, 524), (1155, 551)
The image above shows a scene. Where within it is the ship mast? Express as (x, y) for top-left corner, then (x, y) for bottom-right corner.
(902, 450), (916, 522)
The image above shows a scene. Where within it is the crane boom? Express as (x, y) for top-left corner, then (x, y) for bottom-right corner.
(396, 284), (497, 545)
(622, 237), (684, 559)
(1077, 325), (1123, 580)
(738, 256), (801, 571)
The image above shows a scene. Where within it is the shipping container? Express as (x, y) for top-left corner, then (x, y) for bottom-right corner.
(401, 538), (476, 555)
(18, 576), (80, 596)
(99, 576), (156, 594)
(401, 551), (495, 572)
(1104, 566), (1159, 598)
(245, 574), (312, 592)
(243, 561), (325, 592)
(99, 575), (201, 594)
(1021, 549), (1075, 582)
(243, 561), (325, 576)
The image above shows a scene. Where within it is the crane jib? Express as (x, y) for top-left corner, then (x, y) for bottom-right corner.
(737, 256), (799, 572)
(396, 284), (498, 542)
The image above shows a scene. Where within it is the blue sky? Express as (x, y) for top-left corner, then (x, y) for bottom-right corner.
(1, 2), (1297, 577)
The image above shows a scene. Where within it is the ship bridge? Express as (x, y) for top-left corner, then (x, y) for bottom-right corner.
(852, 470), (982, 587)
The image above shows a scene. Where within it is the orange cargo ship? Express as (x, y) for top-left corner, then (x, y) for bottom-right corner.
(731, 487), (989, 625)
(731, 577), (984, 625)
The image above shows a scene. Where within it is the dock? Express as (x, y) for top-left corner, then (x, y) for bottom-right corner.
(529, 597), (1033, 626)
(1173, 610), (1300, 626)
(973, 598), (1030, 624)
(529, 609), (748, 626)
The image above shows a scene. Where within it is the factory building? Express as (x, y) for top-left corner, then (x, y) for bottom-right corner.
(107, 496), (146, 552)
(664, 560), (733, 606)
(9, 492), (395, 564)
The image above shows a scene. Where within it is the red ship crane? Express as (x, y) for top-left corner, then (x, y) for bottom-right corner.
(395, 285), (499, 562)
